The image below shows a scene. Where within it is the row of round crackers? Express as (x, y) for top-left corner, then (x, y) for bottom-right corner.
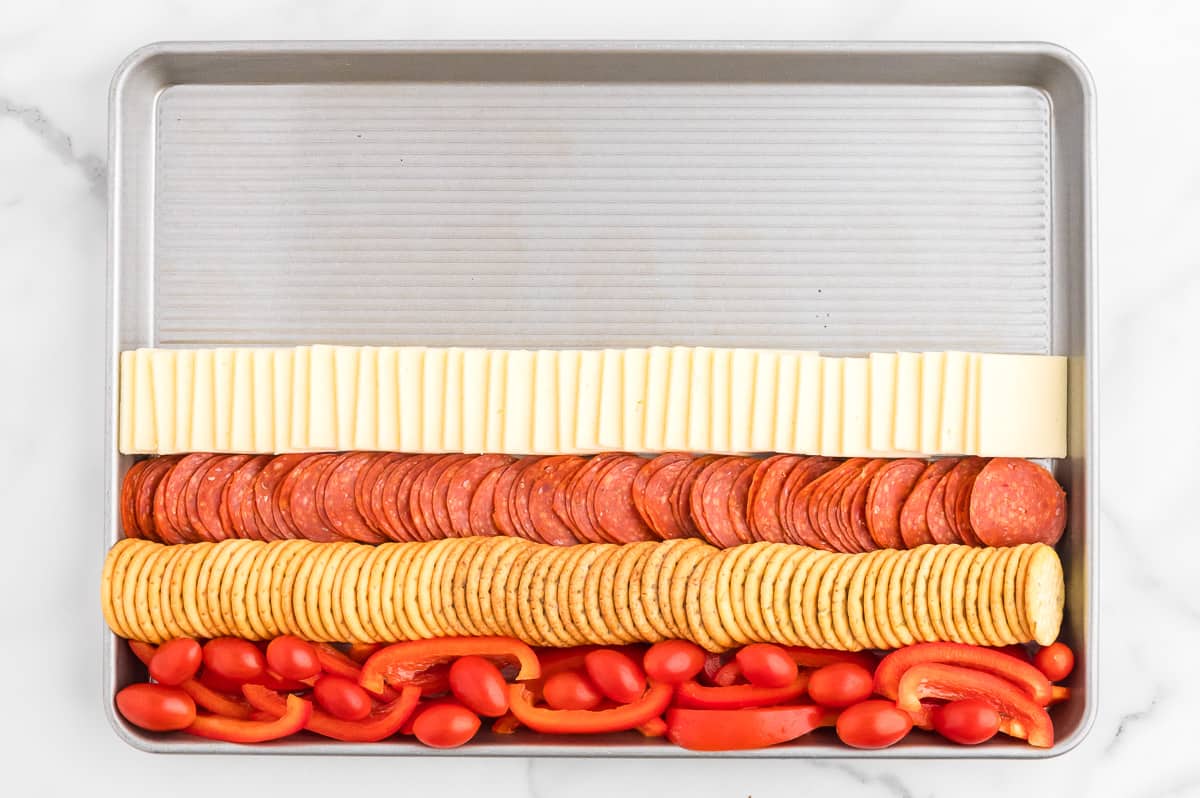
(102, 537), (1063, 651)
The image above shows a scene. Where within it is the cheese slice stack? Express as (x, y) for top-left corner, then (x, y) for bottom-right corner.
(119, 347), (1067, 458)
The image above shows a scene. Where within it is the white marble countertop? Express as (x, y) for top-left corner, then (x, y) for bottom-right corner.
(0, 0), (1187, 794)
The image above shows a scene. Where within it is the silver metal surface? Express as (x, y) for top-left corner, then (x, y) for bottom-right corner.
(105, 41), (1097, 757)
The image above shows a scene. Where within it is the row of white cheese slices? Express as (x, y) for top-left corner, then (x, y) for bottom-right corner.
(118, 346), (1066, 458)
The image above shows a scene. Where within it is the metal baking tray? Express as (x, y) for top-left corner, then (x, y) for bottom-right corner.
(105, 41), (1096, 757)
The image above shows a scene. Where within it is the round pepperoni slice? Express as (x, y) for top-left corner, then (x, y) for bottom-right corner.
(448, 454), (515, 537)
(323, 451), (388, 543)
(284, 454), (341, 541)
(511, 456), (550, 542)
(120, 460), (147, 538)
(226, 455), (271, 540)
(814, 460), (859, 552)
(594, 455), (655, 543)
(468, 465), (506, 536)
(899, 458), (957, 548)
(690, 457), (740, 547)
(397, 455), (440, 541)
(942, 456), (986, 546)
(671, 455), (719, 539)
(865, 458), (925, 549)
(953, 458), (990, 546)
(969, 458), (1067, 547)
(551, 458), (589, 534)
(424, 454), (473, 539)
(642, 456), (693, 539)
(926, 458), (964, 544)
(253, 453), (309, 540)
(528, 456), (586, 545)
(746, 454), (801, 542)
(377, 456), (423, 542)
(156, 453), (213, 543)
(631, 454), (690, 533)
(727, 458), (761, 543)
(492, 457), (535, 539)
(134, 457), (176, 543)
(781, 458), (838, 547)
(196, 454), (251, 541)
(567, 454), (622, 543)
(842, 458), (886, 552)
(357, 452), (402, 536)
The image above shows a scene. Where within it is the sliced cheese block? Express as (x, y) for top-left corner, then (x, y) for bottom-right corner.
(966, 352), (981, 455)
(750, 350), (779, 452)
(504, 349), (535, 454)
(977, 353), (1067, 457)
(442, 348), (464, 453)
(686, 346), (713, 452)
(597, 349), (624, 450)
(421, 347), (447, 452)
(919, 351), (945, 454)
(869, 352), (897, 453)
(353, 347), (379, 451)
(150, 349), (176, 454)
(818, 357), (843, 456)
(939, 351), (970, 455)
(397, 347), (424, 452)
(840, 357), (870, 456)
(792, 351), (822, 454)
(773, 352), (799, 454)
(642, 346), (670, 452)
(556, 350), (581, 454)
(663, 346), (691, 451)
(191, 349), (216, 452)
(307, 344), (337, 451)
(892, 352), (922, 452)
(212, 348), (236, 451)
(484, 349), (508, 452)
(461, 348), (489, 453)
(229, 349), (255, 452)
(333, 346), (360, 450)
(118, 350), (136, 453)
(272, 349), (293, 453)
(376, 347), (400, 451)
(709, 348), (732, 453)
(132, 349), (157, 453)
(574, 349), (603, 452)
(252, 349), (275, 453)
(532, 350), (558, 453)
(175, 349), (196, 455)
(729, 348), (756, 453)
(622, 348), (648, 452)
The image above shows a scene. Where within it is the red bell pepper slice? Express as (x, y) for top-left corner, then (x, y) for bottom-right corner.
(897, 663), (1054, 748)
(636, 717), (668, 738)
(875, 642), (1053, 706)
(783, 647), (877, 673)
(711, 661), (744, 687)
(361, 637), (540, 695)
(665, 705), (824, 751)
(1048, 685), (1071, 706)
(491, 713), (522, 735)
(311, 643), (404, 701)
(242, 683), (420, 742)
(507, 681), (672, 734)
(672, 673), (810, 710)
(347, 643), (384, 664)
(128, 640), (255, 720)
(185, 694), (312, 743)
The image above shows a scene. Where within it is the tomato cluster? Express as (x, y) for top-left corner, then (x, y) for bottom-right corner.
(116, 636), (1074, 750)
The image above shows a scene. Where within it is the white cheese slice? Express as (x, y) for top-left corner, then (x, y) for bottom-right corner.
(252, 349), (274, 453)
(289, 347), (310, 450)
(532, 349), (559, 453)
(461, 348), (489, 453)
(151, 349), (176, 454)
(397, 347), (425, 452)
(919, 351), (946, 454)
(306, 344), (337, 450)
(966, 352), (981, 455)
(229, 349), (255, 452)
(272, 349), (294, 452)
(819, 357), (843, 456)
(793, 351), (822, 455)
(485, 349), (508, 452)
(376, 348), (400, 451)
(663, 346), (692, 451)
(642, 346), (670, 452)
(213, 348), (236, 451)
(977, 353), (1067, 457)
(729, 348), (756, 453)
(574, 349), (603, 452)
(556, 350), (581, 454)
(773, 352), (799, 454)
(421, 347), (447, 452)
(175, 349), (195, 455)
(841, 357), (870, 456)
(709, 348), (732, 453)
(939, 351), (969, 454)
(504, 349), (535, 454)
(118, 350), (136, 453)
(622, 348), (649, 452)
(132, 349), (157, 453)
(191, 348), (216, 452)
(442, 347), (464, 453)
(687, 346), (713, 452)
(353, 347), (378, 450)
(597, 349), (624, 450)
(892, 352), (922, 452)
(750, 349), (779, 452)
(333, 346), (360, 450)
(869, 352), (897, 453)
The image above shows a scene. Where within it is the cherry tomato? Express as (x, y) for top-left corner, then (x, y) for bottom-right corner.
(542, 670), (603, 711)
(584, 649), (647, 704)
(116, 683), (196, 732)
(148, 638), (202, 686)
(413, 703), (481, 748)
(807, 662), (874, 708)
(643, 640), (705, 684)
(203, 638), (265, 684)
(448, 656), (509, 717)
(835, 700), (913, 749)
(313, 674), (372, 721)
(932, 698), (1001, 745)
(1034, 642), (1075, 682)
(735, 644), (799, 688)
(266, 635), (320, 681)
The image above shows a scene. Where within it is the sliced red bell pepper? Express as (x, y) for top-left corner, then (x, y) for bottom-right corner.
(491, 713), (522, 735)
(312, 643), (401, 701)
(361, 637), (540, 695)
(347, 643), (384, 664)
(1048, 685), (1071, 706)
(128, 639), (254, 719)
(185, 694), (312, 743)
(672, 673), (810, 710)
(783, 647), (877, 672)
(711, 661), (744, 687)
(636, 717), (668, 738)
(665, 705), (824, 751)
(507, 681), (672, 734)
(875, 642), (1053, 706)
(897, 663), (1054, 748)
(242, 683), (420, 742)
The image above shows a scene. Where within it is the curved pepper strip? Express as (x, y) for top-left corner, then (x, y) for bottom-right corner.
(1048, 685), (1071, 706)
(875, 642), (1053, 706)
(636, 717), (668, 738)
(312, 644), (404, 701)
(185, 694), (312, 743)
(361, 637), (540, 695)
(665, 705), (824, 751)
(507, 681), (672, 734)
(242, 684), (420, 742)
(783, 647), (877, 673)
(897, 663), (1054, 748)
(672, 673), (810, 710)
(128, 640), (255, 720)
